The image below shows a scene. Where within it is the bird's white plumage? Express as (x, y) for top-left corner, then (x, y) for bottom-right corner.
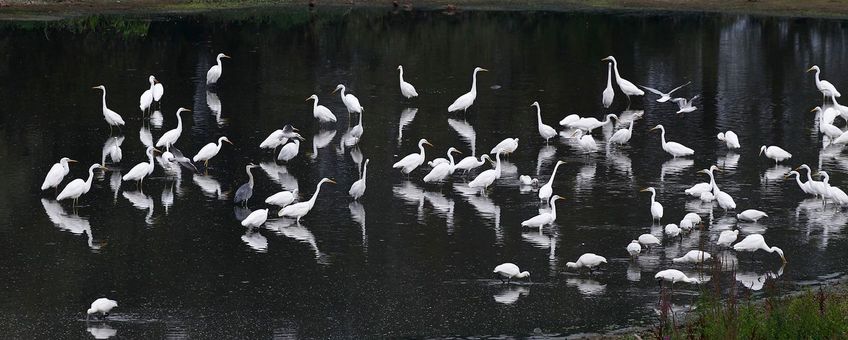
(737, 209), (768, 222)
(626, 240), (641, 257)
(156, 108), (191, 150)
(278, 178), (335, 222)
(266, 190), (298, 207)
(717, 230), (739, 247)
(334, 84), (363, 114)
(733, 234), (786, 262)
(424, 149), (460, 183)
(468, 152), (502, 190)
(206, 53), (230, 85)
(808, 65), (841, 98)
(87, 298), (118, 317)
(277, 140), (301, 162)
(122, 147), (158, 184)
(307, 94), (337, 123)
(398, 65), (419, 99)
(532, 102), (557, 142)
(521, 195), (563, 228)
(349, 159), (369, 200)
(193, 136), (232, 163)
(641, 187), (664, 223)
(566, 253), (607, 270)
(93, 85), (125, 128)
(139, 75), (155, 113)
(448, 67), (487, 113)
(655, 269), (699, 284)
(664, 223), (681, 238)
(638, 234), (660, 247)
(673, 250), (711, 263)
(490, 138), (519, 155)
(393, 139), (431, 174)
(603, 56), (644, 98)
(640, 81), (691, 103)
(539, 160), (565, 202)
(717, 131), (741, 149)
(651, 125), (694, 157)
(493, 263), (530, 282)
(602, 63), (614, 108)
(759, 145), (791, 163)
(42, 157), (74, 191)
(241, 209), (269, 228)
(57, 163), (102, 202)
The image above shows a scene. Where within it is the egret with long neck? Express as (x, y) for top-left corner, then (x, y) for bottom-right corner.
(279, 178), (337, 222)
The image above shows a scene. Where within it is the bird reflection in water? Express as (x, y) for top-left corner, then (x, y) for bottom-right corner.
(259, 162), (299, 192)
(233, 206), (252, 222)
(493, 286), (529, 305)
(241, 229), (268, 253)
(101, 136), (124, 166)
(566, 278), (606, 296)
(149, 110), (163, 129)
(394, 181), (425, 223)
(522, 229), (558, 274)
(398, 108), (418, 145)
(736, 264), (784, 291)
(348, 202), (367, 250)
(717, 152), (740, 171)
(660, 158), (694, 182)
(447, 118), (476, 156)
(87, 323), (117, 339)
(311, 129), (337, 160)
(535, 145), (557, 177)
(455, 183), (502, 242)
(41, 199), (103, 251)
(123, 191), (155, 225)
(206, 91), (226, 127)
(193, 174), (228, 200)
(350, 147), (364, 177)
(626, 262), (641, 282)
(795, 198), (847, 249)
(109, 171), (122, 204)
(423, 190), (455, 233)
(139, 126), (153, 148)
(266, 219), (329, 265)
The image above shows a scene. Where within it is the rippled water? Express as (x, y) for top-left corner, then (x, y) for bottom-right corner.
(1, 7), (848, 338)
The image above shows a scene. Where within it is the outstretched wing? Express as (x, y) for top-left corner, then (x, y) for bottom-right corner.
(639, 85), (664, 96)
(667, 81), (692, 95)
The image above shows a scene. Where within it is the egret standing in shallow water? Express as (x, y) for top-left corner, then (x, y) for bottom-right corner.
(306, 94), (337, 123)
(717, 131), (741, 149)
(733, 234), (786, 263)
(469, 152), (502, 193)
(602, 62), (614, 108)
(156, 108), (191, 151)
(193, 136), (233, 168)
(566, 253), (607, 274)
(393, 138), (432, 174)
(717, 230), (739, 247)
(266, 189), (298, 208)
(424, 148), (461, 183)
(531, 102), (557, 143)
(139, 75), (158, 115)
(759, 145), (792, 164)
(57, 163), (104, 208)
(41, 157), (77, 194)
(626, 240), (642, 258)
(640, 81), (691, 103)
(521, 195), (564, 228)
(234, 164), (258, 206)
(601, 56), (644, 104)
(397, 65), (418, 99)
(86, 298), (118, 320)
(453, 154), (493, 176)
(448, 67), (488, 113)
(333, 84), (363, 115)
(489, 138), (519, 156)
(279, 178), (336, 222)
(737, 209), (768, 222)
(260, 125), (300, 152)
(655, 269), (700, 286)
(608, 113), (640, 145)
(640, 187), (664, 224)
(493, 263), (530, 284)
(349, 159), (369, 200)
(241, 208), (269, 229)
(807, 65), (841, 102)
(122, 146), (160, 188)
(92, 85), (125, 134)
(539, 160), (565, 202)
(277, 139), (303, 162)
(673, 250), (711, 264)
(206, 53), (231, 85)
(650, 124), (694, 158)
(785, 170), (814, 196)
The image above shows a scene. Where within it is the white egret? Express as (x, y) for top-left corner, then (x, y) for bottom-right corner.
(672, 250), (711, 264)
(139, 75), (157, 114)
(640, 187), (664, 223)
(602, 62), (614, 108)
(571, 130), (599, 153)
(57, 163), (104, 208)
(812, 107), (844, 138)
(717, 131), (741, 149)
(278, 178), (336, 222)
(650, 125), (694, 158)
(671, 95), (698, 114)
(266, 189), (298, 207)
(832, 96), (848, 120)
(454, 154), (492, 175)
(685, 165), (719, 198)
(655, 269), (700, 285)
(519, 175), (538, 185)
(349, 159), (369, 200)
(832, 130), (848, 145)
(260, 125), (300, 151)
(785, 170), (814, 196)
(397, 65), (418, 99)
(448, 67), (488, 113)
(640, 81), (691, 103)
(565, 114), (617, 132)
(347, 110), (364, 145)
(393, 138), (433, 174)
(626, 240), (642, 257)
(156, 108), (192, 151)
(664, 223), (681, 238)
(683, 212), (702, 224)
(701, 167), (736, 211)
(493, 263), (530, 284)
(558, 114), (580, 127)
(86, 298), (118, 320)
(234, 164), (258, 206)
(92, 85), (125, 134)
(733, 234), (786, 263)
(538, 160), (565, 202)
(306, 94), (337, 123)
(241, 208), (269, 228)
(122, 146), (160, 187)
(193, 136), (234, 168)
(807, 65), (841, 100)
(795, 165), (826, 198)
(759, 145), (792, 164)
(679, 218), (695, 231)
(333, 84), (363, 115)
(819, 171), (848, 205)
(566, 253), (607, 274)
(468, 151), (502, 192)
(601, 56), (644, 104)
(638, 234), (661, 248)
(277, 139), (302, 162)
(737, 209), (768, 222)
(521, 195), (564, 228)
(490, 138), (519, 155)
(153, 78), (164, 105)
(424, 148), (461, 183)
(531, 102), (557, 143)
(608, 114), (640, 145)
(206, 53), (231, 85)
(717, 230), (739, 247)
(41, 157), (77, 194)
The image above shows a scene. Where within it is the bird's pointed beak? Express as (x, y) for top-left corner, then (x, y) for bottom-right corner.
(810, 107), (818, 113)
(101, 166), (109, 171)
(296, 134), (305, 141)
(783, 174), (790, 179)
(424, 141), (433, 147)
(153, 148), (162, 154)
(649, 126), (658, 131)
(806, 67), (814, 72)
(331, 88), (340, 94)
(480, 68), (489, 72)
(226, 139), (234, 145)
(68, 159), (78, 163)
(328, 179), (337, 184)
(292, 127), (300, 132)
(639, 188), (649, 192)
(223, 54), (231, 59)
(305, 97), (311, 101)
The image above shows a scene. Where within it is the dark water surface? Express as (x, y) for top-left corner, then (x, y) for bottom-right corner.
(1, 7), (848, 338)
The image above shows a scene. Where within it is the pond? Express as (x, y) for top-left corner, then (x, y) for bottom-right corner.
(0, 6), (847, 338)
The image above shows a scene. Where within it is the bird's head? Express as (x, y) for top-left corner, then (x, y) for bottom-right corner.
(517, 271), (530, 279)
(773, 247), (786, 263)
(332, 84), (345, 94)
(474, 67), (489, 73)
(530, 101), (539, 108)
(759, 145), (767, 156)
(448, 147), (462, 155)
(806, 65), (819, 73)
(639, 187), (654, 193)
(550, 195), (565, 203)
(218, 53), (231, 59)
(177, 107), (192, 114)
(92, 85), (105, 91)
(601, 56), (614, 62)
(649, 124), (663, 132)
(810, 106), (822, 113)
(397, 65), (403, 71)
(222, 137), (234, 145)
(306, 94), (318, 101)
(420, 139), (433, 147)
(321, 178), (337, 185)
(293, 133), (305, 141)
(710, 165), (721, 173)
(149, 75), (157, 83)
(482, 154), (494, 165)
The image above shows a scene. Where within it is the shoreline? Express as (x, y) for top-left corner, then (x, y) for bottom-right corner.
(2, 0), (848, 20)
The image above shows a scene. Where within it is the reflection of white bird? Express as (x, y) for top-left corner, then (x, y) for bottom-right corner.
(241, 230), (268, 252)
(397, 65), (418, 99)
(397, 108), (418, 143)
(241, 208), (269, 228)
(602, 62), (614, 108)
(156, 108), (191, 151)
(759, 145), (792, 164)
(490, 138), (519, 155)
(448, 67), (488, 113)
(737, 209), (768, 222)
(640, 187), (664, 223)
(278, 178), (336, 222)
(393, 138), (432, 174)
(206, 53), (231, 85)
(521, 195), (563, 228)
(531, 101), (557, 142)
(640, 81), (691, 103)
(349, 159), (369, 200)
(671, 95), (698, 114)
(92, 85), (125, 133)
(87, 324), (117, 339)
(717, 131), (741, 149)
(655, 269), (699, 285)
(566, 253), (607, 273)
(601, 56), (644, 103)
(333, 84), (363, 114)
(493, 263), (530, 284)
(41, 157), (77, 193)
(493, 286), (529, 305)
(306, 94), (337, 123)
(626, 240), (642, 257)
(733, 234), (786, 263)
(57, 163), (103, 208)
(266, 189), (298, 207)
(650, 124), (694, 157)
(539, 160), (565, 202)
(101, 136), (124, 165)
(717, 230), (739, 247)
(638, 233), (661, 248)
(807, 65), (841, 100)
(424, 149), (461, 183)
(86, 298), (118, 320)
(673, 250), (711, 263)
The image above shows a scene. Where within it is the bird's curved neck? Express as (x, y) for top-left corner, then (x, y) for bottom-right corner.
(659, 127), (667, 145)
(447, 151), (457, 166)
(216, 55), (224, 68)
(312, 98), (319, 109)
(470, 70), (479, 94)
(308, 181), (325, 207)
(628, 120), (635, 132)
(61, 160), (70, 172)
(707, 171), (717, 189)
(494, 152), (502, 177)
(358, 111), (363, 126)
(246, 167), (255, 187)
(549, 199), (557, 220)
(339, 87), (346, 99)
(792, 173), (805, 186)
(147, 149), (155, 167)
(650, 190), (656, 203)
(804, 168), (814, 182)
(535, 105), (543, 125)
(398, 68), (404, 82)
(606, 63), (613, 86)
(611, 60), (621, 81)
(418, 142), (427, 157)
(814, 68), (821, 83)
(547, 162), (562, 186)
(216, 138), (225, 151)
(362, 162), (368, 179)
(175, 112), (184, 131)
(84, 166), (96, 190)
(100, 89), (107, 108)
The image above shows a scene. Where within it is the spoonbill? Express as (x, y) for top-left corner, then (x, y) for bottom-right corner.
(566, 253), (607, 274)
(493, 263), (530, 284)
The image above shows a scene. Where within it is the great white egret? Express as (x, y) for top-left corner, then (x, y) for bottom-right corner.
(571, 130), (599, 153)
(122, 146), (160, 188)
(333, 84), (363, 115)
(153, 78), (164, 105)
(493, 263), (530, 284)
(608, 113), (641, 145)
(241, 208), (269, 228)
(683, 212), (701, 224)
(156, 108), (192, 151)
(671, 95), (698, 114)
(655, 269), (699, 285)
(700, 167), (736, 211)
(306, 95), (337, 123)
(785, 170), (814, 196)
(717, 230), (739, 247)
(626, 240), (641, 257)
(650, 125), (694, 157)
(638, 234), (660, 248)
(454, 154), (492, 175)
(397, 65), (419, 99)
(393, 138), (432, 174)
(807, 65), (841, 101)
(717, 131), (741, 149)
(812, 107), (843, 138)
(448, 67), (488, 113)
(664, 223), (681, 238)
(41, 157), (77, 193)
(737, 209), (768, 222)
(424, 148), (461, 183)
(277, 139), (302, 162)
(266, 189), (298, 207)
(818, 171), (848, 205)
(260, 125), (300, 151)
(601, 56), (644, 104)
(733, 234), (786, 263)
(566, 253), (607, 274)
(602, 62), (614, 108)
(519, 175), (538, 185)
(206, 53), (231, 85)
(521, 195), (564, 228)
(86, 298), (118, 320)
(490, 138), (519, 156)
(469, 151), (502, 192)
(531, 102), (557, 143)
(795, 164), (826, 198)
(193, 136), (233, 168)
(278, 178), (336, 222)
(672, 250), (711, 263)
(564, 114), (617, 132)
(349, 159), (369, 199)
(640, 81), (691, 103)
(92, 85), (125, 134)
(685, 165), (719, 197)
(57, 163), (104, 208)
(539, 160), (565, 202)
(139, 75), (158, 114)
(234, 164), (258, 206)
(640, 187), (664, 223)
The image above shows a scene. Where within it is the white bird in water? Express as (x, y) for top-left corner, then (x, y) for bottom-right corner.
(538, 160), (565, 202)
(122, 146), (160, 188)
(717, 230), (739, 247)
(602, 62), (614, 108)
(807, 65), (841, 101)
(41, 157), (77, 194)
(601, 56), (644, 104)
(717, 131), (741, 149)
(393, 138), (432, 174)
(700, 168), (735, 211)
(733, 234), (786, 263)
(266, 189), (298, 208)
(531, 102), (557, 143)
(672, 250), (711, 264)
(193, 136), (234, 168)
(795, 164), (826, 198)
(306, 94), (337, 123)
(563, 114), (617, 132)
(638, 234), (661, 248)
(424, 148), (461, 183)
(57, 163), (104, 208)
(608, 113), (640, 145)
(759, 145), (792, 164)
(397, 65), (418, 99)
(521, 195), (564, 228)
(156, 108), (192, 151)
(626, 240), (641, 257)
(454, 154), (493, 176)
(819, 171), (848, 205)
(650, 124), (694, 158)
(448, 67), (488, 113)
(493, 263), (530, 284)
(571, 130), (599, 153)
(278, 178), (336, 222)
(241, 208), (269, 228)
(490, 138), (519, 156)
(664, 223), (681, 239)
(655, 269), (700, 285)
(640, 187), (664, 224)
(86, 298), (118, 320)
(737, 209), (768, 222)
(784, 170), (814, 196)
(468, 151), (502, 193)
(519, 175), (538, 186)
(206, 53), (231, 85)
(92, 85), (125, 134)
(260, 125), (300, 151)
(139, 75), (159, 114)
(685, 165), (719, 198)
(566, 253), (607, 274)
(333, 84), (363, 115)
(277, 139), (302, 162)
(349, 159), (369, 200)
(640, 81), (691, 103)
